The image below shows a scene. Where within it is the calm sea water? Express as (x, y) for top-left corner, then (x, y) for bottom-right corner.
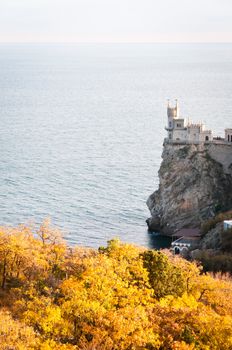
(0, 43), (231, 248)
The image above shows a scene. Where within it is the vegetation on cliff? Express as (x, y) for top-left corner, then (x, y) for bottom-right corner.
(192, 211), (232, 274)
(1, 220), (232, 349)
(201, 210), (232, 236)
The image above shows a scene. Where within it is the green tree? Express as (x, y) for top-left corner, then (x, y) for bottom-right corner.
(142, 250), (185, 299)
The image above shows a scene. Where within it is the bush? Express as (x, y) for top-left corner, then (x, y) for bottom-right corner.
(196, 250), (232, 274)
(201, 210), (232, 235)
(221, 228), (232, 253)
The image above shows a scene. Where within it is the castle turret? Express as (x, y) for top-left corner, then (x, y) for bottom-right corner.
(166, 100), (180, 143)
(167, 99), (179, 131)
(167, 99), (179, 119)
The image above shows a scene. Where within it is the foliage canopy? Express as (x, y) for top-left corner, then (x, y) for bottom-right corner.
(0, 222), (232, 349)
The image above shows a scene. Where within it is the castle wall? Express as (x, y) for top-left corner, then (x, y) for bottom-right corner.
(173, 129), (187, 141)
(199, 130), (213, 142)
(207, 143), (232, 175)
(173, 119), (185, 129)
(186, 126), (200, 142)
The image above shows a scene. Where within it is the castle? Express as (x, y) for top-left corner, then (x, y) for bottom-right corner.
(165, 100), (232, 144)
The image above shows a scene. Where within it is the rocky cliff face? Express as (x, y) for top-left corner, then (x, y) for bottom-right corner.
(147, 142), (232, 235)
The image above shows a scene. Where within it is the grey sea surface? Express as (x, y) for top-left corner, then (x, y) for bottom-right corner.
(0, 43), (231, 248)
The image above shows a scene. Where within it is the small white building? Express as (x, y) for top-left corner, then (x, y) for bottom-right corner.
(225, 129), (232, 143)
(171, 237), (199, 255)
(171, 228), (201, 255)
(224, 220), (232, 230)
(166, 100), (213, 143)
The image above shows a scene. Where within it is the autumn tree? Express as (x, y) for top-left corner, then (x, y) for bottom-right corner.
(0, 224), (232, 349)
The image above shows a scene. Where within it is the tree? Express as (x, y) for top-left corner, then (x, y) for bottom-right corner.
(142, 250), (186, 299)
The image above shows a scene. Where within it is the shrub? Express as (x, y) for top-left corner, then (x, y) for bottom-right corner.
(221, 227), (232, 253)
(201, 210), (232, 235)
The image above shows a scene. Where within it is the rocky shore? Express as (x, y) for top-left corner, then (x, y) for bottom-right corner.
(146, 142), (232, 235)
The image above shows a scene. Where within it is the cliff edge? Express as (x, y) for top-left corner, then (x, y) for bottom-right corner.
(146, 142), (232, 235)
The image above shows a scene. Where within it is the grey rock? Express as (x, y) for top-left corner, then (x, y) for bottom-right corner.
(199, 223), (223, 250)
(147, 143), (232, 235)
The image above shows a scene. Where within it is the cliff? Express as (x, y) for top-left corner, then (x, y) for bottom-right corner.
(147, 142), (232, 235)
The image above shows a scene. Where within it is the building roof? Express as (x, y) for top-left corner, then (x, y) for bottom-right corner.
(172, 228), (201, 238)
(224, 220), (232, 224)
(171, 236), (200, 246)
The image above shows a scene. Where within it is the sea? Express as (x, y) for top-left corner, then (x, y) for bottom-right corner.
(0, 43), (232, 249)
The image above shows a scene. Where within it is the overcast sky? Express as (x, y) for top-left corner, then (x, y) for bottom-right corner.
(0, 0), (232, 43)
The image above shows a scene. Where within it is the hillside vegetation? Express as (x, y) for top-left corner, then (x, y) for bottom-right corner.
(201, 210), (232, 235)
(0, 220), (232, 349)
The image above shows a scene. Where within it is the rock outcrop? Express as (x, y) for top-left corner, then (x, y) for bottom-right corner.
(198, 223), (223, 250)
(147, 142), (232, 235)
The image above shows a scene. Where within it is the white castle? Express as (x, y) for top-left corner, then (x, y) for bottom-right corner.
(165, 100), (232, 144)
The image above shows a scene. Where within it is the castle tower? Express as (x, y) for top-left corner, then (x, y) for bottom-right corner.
(166, 99), (179, 131)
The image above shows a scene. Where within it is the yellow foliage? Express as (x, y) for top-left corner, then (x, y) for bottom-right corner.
(0, 224), (232, 349)
(159, 293), (199, 310)
(0, 309), (39, 349)
(171, 341), (195, 350)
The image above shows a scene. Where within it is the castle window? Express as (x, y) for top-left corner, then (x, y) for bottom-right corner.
(205, 136), (209, 141)
(169, 133), (171, 139)
(228, 135), (230, 142)
(169, 121), (172, 127)
(176, 123), (182, 128)
(231, 135), (232, 142)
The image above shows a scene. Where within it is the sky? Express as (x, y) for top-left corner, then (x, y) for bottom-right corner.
(0, 0), (232, 43)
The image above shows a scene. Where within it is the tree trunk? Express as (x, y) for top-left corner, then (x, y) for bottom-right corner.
(1, 257), (7, 289)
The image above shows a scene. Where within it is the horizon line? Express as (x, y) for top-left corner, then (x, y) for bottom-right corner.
(0, 41), (232, 44)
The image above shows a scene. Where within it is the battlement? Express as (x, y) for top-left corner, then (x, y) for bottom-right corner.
(187, 123), (203, 128)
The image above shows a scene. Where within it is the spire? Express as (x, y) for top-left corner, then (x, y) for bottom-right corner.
(167, 99), (180, 118)
(175, 99), (180, 118)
